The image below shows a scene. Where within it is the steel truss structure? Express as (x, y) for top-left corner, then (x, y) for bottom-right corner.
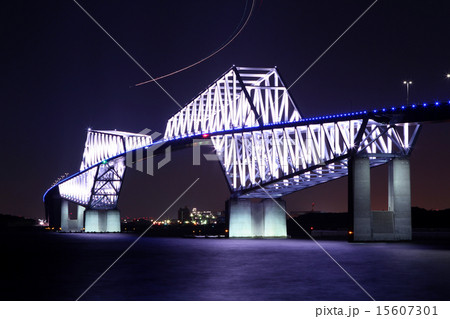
(164, 66), (301, 138)
(46, 66), (438, 210)
(210, 120), (419, 198)
(164, 67), (420, 198)
(58, 130), (152, 209)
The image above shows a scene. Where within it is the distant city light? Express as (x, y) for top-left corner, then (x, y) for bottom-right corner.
(37, 219), (48, 226)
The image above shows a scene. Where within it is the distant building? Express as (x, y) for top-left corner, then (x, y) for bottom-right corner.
(190, 208), (225, 225)
(176, 207), (226, 225)
(178, 206), (190, 222)
(213, 211), (226, 223)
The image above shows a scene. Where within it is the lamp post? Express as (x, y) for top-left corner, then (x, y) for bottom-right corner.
(403, 80), (412, 106)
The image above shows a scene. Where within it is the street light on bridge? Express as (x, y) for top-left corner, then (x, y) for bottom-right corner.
(446, 73), (450, 79)
(403, 80), (412, 106)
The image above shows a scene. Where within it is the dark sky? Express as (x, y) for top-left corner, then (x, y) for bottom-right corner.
(1, 0), (450, 219)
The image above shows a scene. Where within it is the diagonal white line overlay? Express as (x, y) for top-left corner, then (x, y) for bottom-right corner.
(256, 183), (376, 301)
(72, 0), (183, 109)
(76, 178), (200, 301)
(286, 0), (379, 91)
(255, 0), (379, 124)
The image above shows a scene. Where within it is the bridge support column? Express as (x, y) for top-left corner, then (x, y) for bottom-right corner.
(60, 200), (84, 232)
(106, 210), (121, 232)
(228, 199), (252, 237)
(389, 158), (412, 240)
(227, 198), (287, 238)
(77, 205), (85, 232)
(60, 200), (69, 232)
(349, 157), (412, 241)
(85, 210), (121, 232)
(85, 210), (100, 232)
(349, 157), (372, 241)
(262, 198), (287, 237)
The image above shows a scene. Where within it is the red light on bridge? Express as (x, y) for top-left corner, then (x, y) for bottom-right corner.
(202, 134), (209, 138)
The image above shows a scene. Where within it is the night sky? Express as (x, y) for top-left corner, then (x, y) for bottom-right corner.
(2, 0), (450, 220)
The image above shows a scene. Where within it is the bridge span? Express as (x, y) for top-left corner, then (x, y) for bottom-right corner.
(44, 66), (450, 241)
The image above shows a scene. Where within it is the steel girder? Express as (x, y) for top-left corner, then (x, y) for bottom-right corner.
(211, 120), (420, 198)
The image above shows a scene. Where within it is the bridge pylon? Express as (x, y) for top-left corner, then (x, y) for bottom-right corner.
(349, 156), (411, 241)
(227, 198), (287, 238)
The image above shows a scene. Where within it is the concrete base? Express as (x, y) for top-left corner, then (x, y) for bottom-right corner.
(85, 210), (121, 232)
(60, 200), (69, 232)
(76, 205), (85, 231)
(389, 158), (412, 240)
(85, 210), (100, 232)
(228, 198), (287, 238)
(349, 157), (411, 241)
(349, 157), (372, 241)
(106, 210), (121, 232)
(60, 200), (84, 232)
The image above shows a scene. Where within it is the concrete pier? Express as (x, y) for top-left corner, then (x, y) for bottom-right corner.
(228, 200), (252, 237)
(85, 210), (100, 232)
(85, 210), (121, 232)
(106, 210), (121, 232)
(349, 157), (372, 241)
(263, 199), (288, 237)
(60, 200), (69, 232)
(60, 200), (84, 232)
(228, 198), (287, 238)
(389, 158), (412, 240)
(349, 157), (411, 241)
(76, 205), (85, 231)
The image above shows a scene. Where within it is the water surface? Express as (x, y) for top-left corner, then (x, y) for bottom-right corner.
(2, 231), (449, 300)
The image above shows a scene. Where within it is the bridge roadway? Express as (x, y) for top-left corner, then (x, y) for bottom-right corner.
(45, 99), (450, 195)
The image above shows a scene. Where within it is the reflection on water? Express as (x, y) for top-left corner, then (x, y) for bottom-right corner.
(2, 231), (450, 300)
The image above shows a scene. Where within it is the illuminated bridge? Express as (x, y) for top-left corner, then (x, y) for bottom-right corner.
(44, 66), (450, 241)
